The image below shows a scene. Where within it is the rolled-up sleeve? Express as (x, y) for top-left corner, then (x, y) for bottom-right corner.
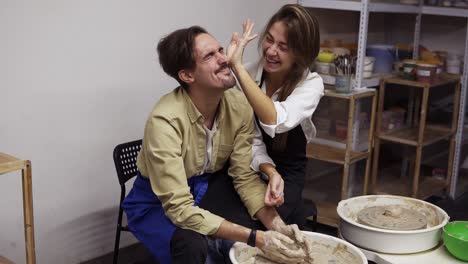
(260, 72), (324, 138)
(143, 115), (224, 235)
(228, 107), (267, 218)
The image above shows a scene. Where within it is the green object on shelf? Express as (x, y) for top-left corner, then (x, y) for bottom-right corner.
(401, 60), (417, 81)
(442, 221), (468, 261)
(317, 52), (335, 63)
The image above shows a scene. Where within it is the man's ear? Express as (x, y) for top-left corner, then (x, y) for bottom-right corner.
(178, 69), (194, 85)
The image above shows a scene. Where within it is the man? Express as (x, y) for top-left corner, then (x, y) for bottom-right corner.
(121, 26), (306, 264)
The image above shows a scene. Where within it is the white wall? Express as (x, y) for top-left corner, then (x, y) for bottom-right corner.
(389, 14), (467, 56)
(0, 0), (294, 263)
(309, 9), (388, 46)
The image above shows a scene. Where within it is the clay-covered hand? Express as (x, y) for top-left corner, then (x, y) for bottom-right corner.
(259, 230), (306, 264)
(273, 222), (314, 263)
(275, 223), (305, 243)
(227, 19), (258, 68)
(264, 172), (284, 207)
(302, 237), (315, 263)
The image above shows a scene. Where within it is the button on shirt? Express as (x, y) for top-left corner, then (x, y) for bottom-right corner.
(136, 87), (267, 236)
(244, 60), (325, 172)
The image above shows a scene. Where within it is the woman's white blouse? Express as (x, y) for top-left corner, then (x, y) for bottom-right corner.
(244, 60), (325, 172)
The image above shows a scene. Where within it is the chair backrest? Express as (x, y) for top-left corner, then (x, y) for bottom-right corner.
(113, 139), (143, 185)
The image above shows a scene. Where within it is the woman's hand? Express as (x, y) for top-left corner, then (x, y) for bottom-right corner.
(264, 171), (284, 207)
(227, 19), (258, 68)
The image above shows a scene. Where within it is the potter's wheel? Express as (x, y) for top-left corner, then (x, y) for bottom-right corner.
(337, 195), (450, 254)
(229, 231), (367, 264)
(357, 205), (427, 230)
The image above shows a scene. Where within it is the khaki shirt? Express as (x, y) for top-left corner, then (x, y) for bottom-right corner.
(137, 87), (267, 235)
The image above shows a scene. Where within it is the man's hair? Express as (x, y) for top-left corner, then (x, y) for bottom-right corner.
(157, 26), (208, 89)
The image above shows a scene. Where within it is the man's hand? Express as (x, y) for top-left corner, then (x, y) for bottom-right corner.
(272, 221), (314, 263)
(264, 172), (284, 207)
(275, 223), (304, 243)
(258, 230), (306, 264)
(227, 19), (258, 68)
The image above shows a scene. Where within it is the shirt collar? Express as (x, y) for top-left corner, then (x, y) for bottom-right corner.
(181, 87), (226, 125)
(181, 87), (203, 124)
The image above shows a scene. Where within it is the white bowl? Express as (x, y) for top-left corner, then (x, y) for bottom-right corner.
(337, 195), (449, 254)
(229, 231), (367, 264)
(315, 61), (331, 74)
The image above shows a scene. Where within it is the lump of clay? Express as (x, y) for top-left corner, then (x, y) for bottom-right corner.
(233, 236), (361, 264)
(357, 205), (427, 230)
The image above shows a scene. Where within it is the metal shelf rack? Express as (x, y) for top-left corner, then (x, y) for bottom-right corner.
(299, 0), (468, 199)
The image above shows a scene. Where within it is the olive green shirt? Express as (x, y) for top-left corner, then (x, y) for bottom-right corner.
(137, 87), (267, 235)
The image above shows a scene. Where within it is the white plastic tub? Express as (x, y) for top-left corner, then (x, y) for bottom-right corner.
(315, 61), (332, 74)
(363, 56), (375, 78)
(337, 195), (450, 254)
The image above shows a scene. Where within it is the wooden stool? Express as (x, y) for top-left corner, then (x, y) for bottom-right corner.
(0, 153), (36, 264)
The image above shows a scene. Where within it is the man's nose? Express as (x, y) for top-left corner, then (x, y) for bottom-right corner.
(217, 52), (228, 63)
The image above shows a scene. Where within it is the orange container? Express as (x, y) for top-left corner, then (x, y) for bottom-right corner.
(416, 63), (437, 83)
(424, 58), (443, 81)
(335, 120), (347, 140)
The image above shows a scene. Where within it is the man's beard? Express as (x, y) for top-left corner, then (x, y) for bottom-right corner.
(215, 64), (236, 89)
(221, 74), (236, 89)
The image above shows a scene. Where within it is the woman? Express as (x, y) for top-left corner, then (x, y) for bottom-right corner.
(228, 4), (324, 228)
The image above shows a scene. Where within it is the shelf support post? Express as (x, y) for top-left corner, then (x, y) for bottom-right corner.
(354, 0), (370, 90)
(450, 19), (468, 199)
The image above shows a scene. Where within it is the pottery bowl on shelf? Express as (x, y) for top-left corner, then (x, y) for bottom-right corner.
(443, 221), (468, 261)
(337, 195), (449, 254)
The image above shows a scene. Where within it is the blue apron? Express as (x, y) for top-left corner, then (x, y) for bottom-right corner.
(122, 172), (210, 264)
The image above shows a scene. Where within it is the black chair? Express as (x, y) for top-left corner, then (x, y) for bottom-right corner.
(112, 139), (142, 264)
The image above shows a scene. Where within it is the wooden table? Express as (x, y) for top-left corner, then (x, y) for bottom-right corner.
(0, 152), (36, 264)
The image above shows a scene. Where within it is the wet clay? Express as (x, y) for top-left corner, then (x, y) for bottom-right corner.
(357, 205), (427, 230)
(234, 238), (361, 264)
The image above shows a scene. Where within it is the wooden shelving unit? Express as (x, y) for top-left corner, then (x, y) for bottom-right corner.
(371, 74), (461, 198)
(374, 175), (447, 200)
(313, 201), (340, 228)
(0, 152), (36, 264)
(306, 88), (377, 227)
(379, 126), (453, 147)
(307, 143), (368, 165)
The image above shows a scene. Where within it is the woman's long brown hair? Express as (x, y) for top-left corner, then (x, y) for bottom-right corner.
(259, 4), (320, 151)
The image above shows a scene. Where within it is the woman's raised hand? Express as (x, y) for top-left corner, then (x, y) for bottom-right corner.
(227, 19), (258, 68)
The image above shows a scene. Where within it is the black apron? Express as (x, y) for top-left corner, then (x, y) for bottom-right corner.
(258, 73), (308, 226)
